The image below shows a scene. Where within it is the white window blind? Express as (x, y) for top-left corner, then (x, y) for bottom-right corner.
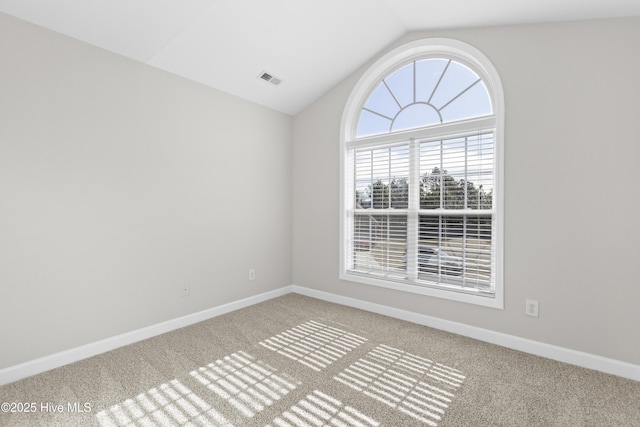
(351, 144), (409, 280)
(416, 132), (494, 293)
(347, 133), (495, 296)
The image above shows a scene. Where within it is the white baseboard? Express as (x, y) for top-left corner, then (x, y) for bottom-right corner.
(3, 284), (638, 386)
(292, 285), (640, 382)
(0, 286), (293, 386)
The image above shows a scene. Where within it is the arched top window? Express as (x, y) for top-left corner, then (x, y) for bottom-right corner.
(340, 38), (504, 309)
(357, 58), (492, 137)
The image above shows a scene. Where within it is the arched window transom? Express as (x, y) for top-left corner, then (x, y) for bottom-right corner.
(357, 58), (492, 138)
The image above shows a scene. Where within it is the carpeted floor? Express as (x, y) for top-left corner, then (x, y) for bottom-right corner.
(1, 293), (639, 426)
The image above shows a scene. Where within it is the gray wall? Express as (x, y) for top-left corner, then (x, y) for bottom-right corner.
(2, 12), (638, 372)
(0, 13), (292, 369)
(293, 18), (640, 365)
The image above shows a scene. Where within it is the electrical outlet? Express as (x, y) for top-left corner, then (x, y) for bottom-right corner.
(249, 268), (256, 281)
(181, 285), (190, 297)
(526, 299), (539, 317)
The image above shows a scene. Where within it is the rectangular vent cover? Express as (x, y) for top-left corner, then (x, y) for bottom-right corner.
(258, 71), (282, 86)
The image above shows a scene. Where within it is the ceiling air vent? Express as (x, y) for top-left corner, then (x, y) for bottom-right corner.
(258, 71), (282, 86)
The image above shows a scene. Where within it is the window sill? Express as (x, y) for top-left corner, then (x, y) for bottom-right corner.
(340, 270), (504, 309)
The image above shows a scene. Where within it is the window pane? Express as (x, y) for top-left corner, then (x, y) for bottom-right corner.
(352, 214), (407, 277)
(429, 61), (481, 110)
(357, 109), (391, 137)
(363, 83), (401, 119)
(415, 59), (449, 103)
(420, 133), (494, 210)
(440, 81), (492, 122)
(384, 62), (414, 108)
(417, 215), (492, 288)
(355, 145), (409, 209)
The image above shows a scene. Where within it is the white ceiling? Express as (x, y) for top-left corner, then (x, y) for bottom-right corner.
(1, 0), (639, 115)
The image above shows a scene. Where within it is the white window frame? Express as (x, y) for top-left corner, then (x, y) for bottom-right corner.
(340, 38), (504, 309)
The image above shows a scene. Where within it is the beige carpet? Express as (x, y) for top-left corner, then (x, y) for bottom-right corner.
(1, 294), (639, 426)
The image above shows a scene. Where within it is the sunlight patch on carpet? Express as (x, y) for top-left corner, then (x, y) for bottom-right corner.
(334, 344), (465, 426)
(267, 390), (379, 427)
(190, 351), (300, 419)
(95, 378), (233, 427)
(259, 320), (368, 371)
(96, 351), (301, 427)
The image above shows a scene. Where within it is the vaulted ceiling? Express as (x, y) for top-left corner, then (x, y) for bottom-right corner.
(1, 0), (639, 115)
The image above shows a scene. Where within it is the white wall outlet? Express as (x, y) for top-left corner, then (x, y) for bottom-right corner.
(526, 299), (539, 317)
(181, 285), (190, 297)
(249, 268), (256, 281)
